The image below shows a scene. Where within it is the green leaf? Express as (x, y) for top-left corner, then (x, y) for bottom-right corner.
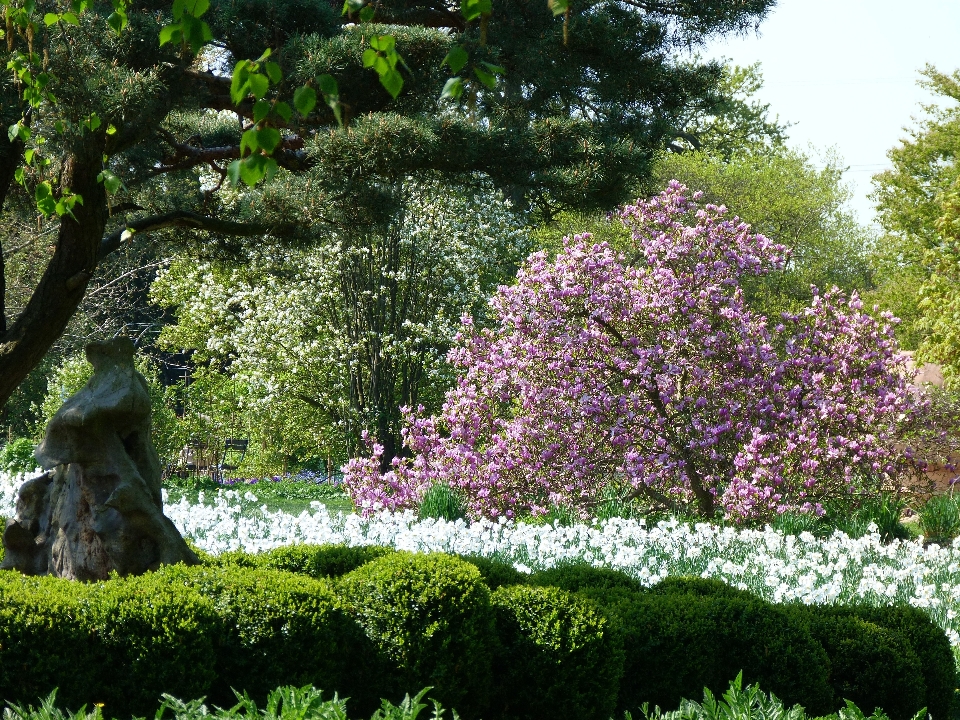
(43, 13), (59, 25)
(460, 0), (491, 22)
(442, 45), (469, 74)
(97, 170), (123, 194)
(342, 0), (364, 14)
(247, 73), (269, 100)
(370, 34), (395, 52)
(61, 12), (79, 25)
(106, 124), (117, 135)
(474, 66), (497, 89)
(257, 48), (272, 62)
(227, 159), (242, 186)
(7, 123), (20, 143)
(358, 6), (375, 22)
(480, 61), (505, 75)
(318, 74), (338, 97)
(172, 0), (186, 19)
(240, 128), (259, 155)
(440, 77), (463, 100)
(158, 24), (181, 46)
(256, 127), (281, 154)
(186, 0), (210, 17)
(106, 10), (126, 33)
(253, 99), (271, 123)
(35, 182), (57, 216)
(264, 157), (278, 183)
(239, 155), (266, 187)
(440, 77), (464, 100)
(265, 62), (282, 84)
(362, 48), (378, 68)
(380, 67), (403, 98)
(294, 85), (317, 116)
(547, 0), (567, 16)
(273, 101), (292, 123)
(14, 167), (24, 185)
(24, 148), (34, 164)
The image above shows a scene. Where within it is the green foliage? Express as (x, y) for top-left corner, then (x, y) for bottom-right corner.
(156, 564), (374, 711)
(599, 590), (833, 717)
(417, 483), (467, 522)
(262, 544), (395, 579)
(813, 604), (956, 720)
(528, 562), (643, 594)
(647, 576), (755, 603)
(489, 584), (624, 720)
(870, 66), (960, 349)
(918, 494), (960, 542)
(635, 673), (806, 720)
(802, 613), (925, 720)
(0, 437), (37, 475)
(338, 552), (496, 718)
(455, 555), (528, 591)
(649, 147), (873, 321)
(0, 572), (219, 719)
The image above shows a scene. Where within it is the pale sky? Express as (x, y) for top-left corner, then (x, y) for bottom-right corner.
(702, 0), (960, 227)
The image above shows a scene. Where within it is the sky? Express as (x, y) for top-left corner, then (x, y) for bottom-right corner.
(702, 0), (960, 227)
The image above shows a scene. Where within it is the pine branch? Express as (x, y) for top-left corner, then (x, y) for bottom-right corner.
(98, 210), (276, 261)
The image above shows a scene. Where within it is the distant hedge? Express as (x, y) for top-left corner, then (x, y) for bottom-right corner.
(0, 551), (950, 720)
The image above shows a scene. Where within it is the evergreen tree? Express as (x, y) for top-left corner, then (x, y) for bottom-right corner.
(0, 0), (774, 407)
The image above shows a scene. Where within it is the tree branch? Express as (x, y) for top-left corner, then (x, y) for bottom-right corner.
(98, 210), (273, 261)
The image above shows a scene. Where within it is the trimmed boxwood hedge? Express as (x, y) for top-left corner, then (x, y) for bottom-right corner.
(338, 551), (497, 719)
(157, 565), (377, 711)
(490, 584), (625, 720)
(0, 549), (954, 720)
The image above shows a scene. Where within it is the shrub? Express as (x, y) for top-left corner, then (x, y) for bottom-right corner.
(338, 552), (496, 719)
(263, 544), (395, 578)
(456, 554), (528, 590)
(802, 613), (925, 720)
(529, 562), (643, 594)
(158, 565), (375, 711)
(648, 576), (757, 602)
(490, 584), (624, 720)
(89, 572), (221, 717)
(0, 571), (220, 719)
(602, 591), (833, 717)
(0, 574), (101, 711)
(815, 604), (955, 720)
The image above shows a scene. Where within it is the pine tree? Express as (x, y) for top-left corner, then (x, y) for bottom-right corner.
(0, 0), (774, 407)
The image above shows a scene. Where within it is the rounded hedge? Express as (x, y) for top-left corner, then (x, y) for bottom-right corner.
(804, 613), (926, 720)
(0, 570), (220, 719)
(490, 584), (625, 720)
(338, 551), (496, 719)
(158, 564), (374, 710)
(603, 590), (834, 717)
(457, 554), (529, 590)
(529, 562), (643, 594)
(818, 604), (955, 720)
(263, 543), (395, 578)
(649, 576), (757, 601)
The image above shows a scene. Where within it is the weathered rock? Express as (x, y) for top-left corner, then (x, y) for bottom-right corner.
(2, 338), (199, 580)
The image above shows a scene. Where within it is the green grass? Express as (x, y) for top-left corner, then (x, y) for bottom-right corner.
(163, 479), (355, 515)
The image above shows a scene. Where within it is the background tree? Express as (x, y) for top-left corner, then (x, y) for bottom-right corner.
(0, 0), (776, 412)
(151, 180), (531, 470)
(870, 65), (960, 349)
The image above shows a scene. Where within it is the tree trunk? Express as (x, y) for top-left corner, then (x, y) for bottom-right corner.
(0, 141), (108, 408)
(2, 337), (199, 579)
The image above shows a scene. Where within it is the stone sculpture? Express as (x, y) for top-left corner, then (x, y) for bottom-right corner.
(2, 337), (199, 580)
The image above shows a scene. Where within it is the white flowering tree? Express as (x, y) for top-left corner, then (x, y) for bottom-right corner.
(151, 180), (531, 471)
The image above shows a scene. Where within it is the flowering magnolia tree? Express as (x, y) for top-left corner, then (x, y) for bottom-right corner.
(345, 183), (921, 521)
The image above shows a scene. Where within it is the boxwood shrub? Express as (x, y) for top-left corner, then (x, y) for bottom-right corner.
(601, 590), (834, 717)
(157, 564), (375, 711)
(802, 612), (925, 720)
(529, 562), (643, 594)
(456, 554), (528, 590)
(816, 604), (955, 720)
(338, 552), (496, 719)
(490, 584), (624, 720)
(263, 544), (395, 578)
